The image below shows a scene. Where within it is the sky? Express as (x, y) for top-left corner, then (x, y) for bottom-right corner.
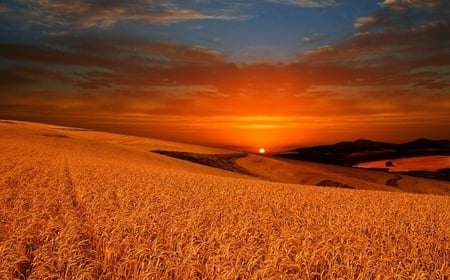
(0, 0), (449, 152)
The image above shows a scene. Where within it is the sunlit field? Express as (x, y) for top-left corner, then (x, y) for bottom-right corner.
(1, 121), (449, 279)
(355, 155), (450, 172)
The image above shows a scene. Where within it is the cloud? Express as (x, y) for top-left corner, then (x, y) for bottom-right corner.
(0, 43), (115, 68)
(137, 42), (226, 64)
(0, 36), (227, 72)
(1, 26), (448, 119)
(317, 0), (450, 68)
(0, 4), (9, 13)
(355, 0), (449, 30)
(1, 44), (449, 149)
(265, 0), (339, 8)
(380, 0), (443, 10)
(0, 66), (69, 86)
(302, 45), (337, 59)
(354, 16), (378, 29)
(293, 0), (450, 120)
(3, 0), (250, 29)
(303, 33), (328, 44)
(44, 30), (69, 37)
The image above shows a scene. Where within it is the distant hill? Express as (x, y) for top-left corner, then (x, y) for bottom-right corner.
(274, 139), (450, 166)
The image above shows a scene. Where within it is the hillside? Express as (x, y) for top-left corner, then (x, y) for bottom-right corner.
(1, 120), (449, 279)
(235, 155), (450, 195)
(151, 149), (450, 195)
(275, 138), (450, 166)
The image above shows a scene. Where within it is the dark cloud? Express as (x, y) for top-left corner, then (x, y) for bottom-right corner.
(0, 43), (114, 68)
(1, 0), (250, 29)
(1, 33), (227, 67)
(0, 66), (70, 87)
(355, 0), (449, 30)
(301, 0), (450, 87)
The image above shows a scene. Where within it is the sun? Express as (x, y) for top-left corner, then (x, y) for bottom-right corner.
(259, 148), (265, 154)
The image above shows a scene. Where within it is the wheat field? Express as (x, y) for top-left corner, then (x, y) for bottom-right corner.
(1, 121), (449, 279)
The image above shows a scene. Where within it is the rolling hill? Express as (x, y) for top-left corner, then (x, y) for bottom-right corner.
(1, 120), (449, 279)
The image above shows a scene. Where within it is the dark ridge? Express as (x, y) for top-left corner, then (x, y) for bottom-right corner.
(152, 150), (255, 176)
(42, 133), (69, 138)
(275, 138), (450, 166)
(292, 139), (394, 154)
(315, 180), (355, 189)
(396, 139), (450, 157)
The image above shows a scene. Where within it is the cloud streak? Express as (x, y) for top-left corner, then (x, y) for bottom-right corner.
(303, 33), (328, 44)
(265, 0), (339, 8)
(2, 0), (250, 28)
(380, 0), (444, 10)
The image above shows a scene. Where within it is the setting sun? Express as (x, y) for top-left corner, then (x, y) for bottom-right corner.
(259, 148), (265, 154)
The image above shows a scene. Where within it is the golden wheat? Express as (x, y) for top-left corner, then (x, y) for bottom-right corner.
(0, 121), (449, 279)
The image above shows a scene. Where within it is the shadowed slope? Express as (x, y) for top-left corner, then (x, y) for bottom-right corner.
(152, 150), (255, 176)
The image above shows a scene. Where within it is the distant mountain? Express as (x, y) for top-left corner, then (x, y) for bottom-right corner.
(398, 139), (450, 154)
(275, 139), (450, 166)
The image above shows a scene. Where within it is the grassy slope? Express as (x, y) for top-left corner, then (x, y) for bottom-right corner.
(1, 120), (449, 279)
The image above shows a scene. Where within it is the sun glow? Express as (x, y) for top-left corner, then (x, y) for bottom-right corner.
(259, 148), (265, 154)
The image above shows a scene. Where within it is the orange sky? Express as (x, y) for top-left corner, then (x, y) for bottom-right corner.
(1, 55), (450, 152)
(1, 0), (450, 152)
(1, 55), (449, 152)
